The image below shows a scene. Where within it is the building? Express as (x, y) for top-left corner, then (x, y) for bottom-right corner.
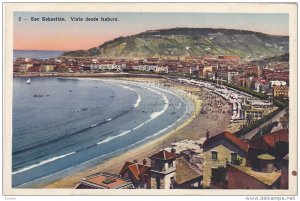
(280, 154), (289, 189)
(174, 158), (202, 189)
(227, 162), (281, 189)
(149, 150), (177, 189)
(202, 131), (249, 187)
(227, 129), (289, 189)
(19, 62), (33, 73)
(269, 80), (287, 87)
(253, 78), (268, 93)
(218, 55), (240, 61)
(244, 65), (260, 76)
(119, 160), (151, 189)
(200, 129), (289, 189)
(75, 172), (134, 189)
(244, 108), (264, 122)
(42, 64), (54, 72)
(27, 64), (42, 73)
(199, 66), (213, 78)
(247, 129), (289, 168)
(13, 64), (20, 73)
(217, 70), (239, 83)
(273, 85), (289, 98)
(155, 66), (168, 74)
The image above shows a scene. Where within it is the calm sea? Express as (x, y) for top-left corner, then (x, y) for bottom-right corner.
(13, 50), (65, 61)
(12, 77), (192, 187)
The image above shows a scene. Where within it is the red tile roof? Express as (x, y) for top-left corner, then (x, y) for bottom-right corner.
(203, 131), (249, 152)
(149, 150), (176, 161)
(249, 129), (288, 150)
(119, 161), (151, 181)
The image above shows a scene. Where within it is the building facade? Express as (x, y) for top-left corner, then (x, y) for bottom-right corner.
(149, 150), (177, 189)
(273, 85), (289, 98)
(202, 131), (248, 187)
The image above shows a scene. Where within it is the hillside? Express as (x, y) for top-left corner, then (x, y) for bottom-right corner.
(62, 28), (289, 59)
(249, 53), (289, 66)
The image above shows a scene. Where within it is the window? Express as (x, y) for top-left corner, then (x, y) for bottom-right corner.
(170, 177), (175, 189)
(231, 152), (237, 164)
(211, 151), (218, 160)
(168, 161), (173, 168)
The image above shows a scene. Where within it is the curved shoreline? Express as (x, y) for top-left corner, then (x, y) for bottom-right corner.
(15, 77), (192, 188)
(22, 77), (231, 188)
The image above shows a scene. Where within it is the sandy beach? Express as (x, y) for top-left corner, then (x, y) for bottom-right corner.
(40, 77), (232, 189)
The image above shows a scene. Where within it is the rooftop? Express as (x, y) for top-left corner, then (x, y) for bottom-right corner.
(149, 150), (176, 161)
(229, 165), (281, 186)
(119, 161), (151, 181)
(76, 172), (133, 189)
(204, 131), (249, 152)
(249, 129), (288, 150)
(175, 158), (202, 185)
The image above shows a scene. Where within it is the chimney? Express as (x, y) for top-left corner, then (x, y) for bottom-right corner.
(206, 130), (210, 140)
(171, 143), (176, 154)
(142, 159), (147, 165)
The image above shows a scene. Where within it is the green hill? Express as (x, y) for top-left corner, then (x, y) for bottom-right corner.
(62, 28), (289, 59)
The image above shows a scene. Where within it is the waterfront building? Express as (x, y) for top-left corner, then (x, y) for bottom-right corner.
(42, 64), (54, 72)
(19, 62), (33, 73)
(217, 70), (239, 83)
(13, 64), (20, 73)
(198, 65), (214, 78)
(27, 63), (42, 73)
(155, 66), (168, 74)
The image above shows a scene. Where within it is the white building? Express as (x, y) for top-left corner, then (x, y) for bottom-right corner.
(155, 66), (168, 73)
(269, 80), (287, 87)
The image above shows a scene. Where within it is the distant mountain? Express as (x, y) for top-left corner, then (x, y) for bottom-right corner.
(62, 28), (289, 59)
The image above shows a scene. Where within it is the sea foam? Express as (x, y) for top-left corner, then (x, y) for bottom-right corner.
(12, 152), (76, 175)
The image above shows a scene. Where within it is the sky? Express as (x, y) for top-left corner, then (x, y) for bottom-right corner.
(13, 12), (289, 51)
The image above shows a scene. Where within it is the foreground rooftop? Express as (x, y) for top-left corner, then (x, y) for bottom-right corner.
(229, 164), (281, 186)
(75, 172), (134, 189)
